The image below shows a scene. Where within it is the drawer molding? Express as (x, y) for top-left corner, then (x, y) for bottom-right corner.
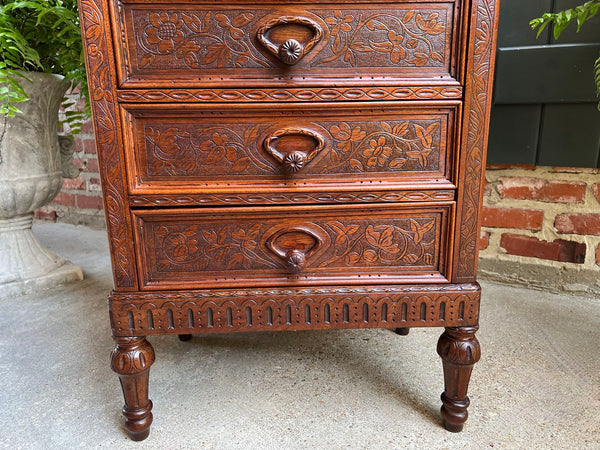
(129, 189), (456, 207)
(109, 283), (481, 336)
(117, 85), (463, 103)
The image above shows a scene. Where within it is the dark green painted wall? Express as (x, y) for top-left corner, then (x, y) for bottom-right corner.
(487, 0), (600, 167)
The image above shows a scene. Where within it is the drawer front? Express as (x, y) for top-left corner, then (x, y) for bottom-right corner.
(123, 102), (458, 194)
(113, 1), (460, 87)
(133, 204), (452, 290)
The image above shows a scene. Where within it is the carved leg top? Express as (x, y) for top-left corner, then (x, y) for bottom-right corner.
(111, 337), (155, 441)
(437, 326), (481, 366)
(111, 336), (155, 375)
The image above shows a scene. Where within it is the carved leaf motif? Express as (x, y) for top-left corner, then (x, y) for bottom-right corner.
(214, 13), (229, 27)
(404, 254), (419, 264)
(230, 157), (251, 173)
(182, 13), (203, 32)
(364, 249), (378, 263)
(406, 150), (428, 169)
(344, 50), (355, 66)
(247, 223), (261, 240)
(369, 40), (393, 52)
(393, 122), (409, 137)
(345, 252), (361, 265)
(414, 124), (431, 148)
(235, 56), (249, 67)
(157, 260), (171, 271)
(225, 147), (237, 162)
(202, 12), (212, 32)
(232, 13), (253, 28)
(201, 229), (217, 244)
(205, 147), (225, 164)
(408, 53), (429, 67)
(183, 226), (199, 237)
(203, 43), (229, 67)
(431, 52), (444, 63)
(350, 42), (372, 52)
(349, 159), (364, 171)
(410, 219), (435, 244)
(329, 222), (359, 247)
(389, 158), (407, 169)
(243, 124), (261, 142)
(226, 253), (245, 269)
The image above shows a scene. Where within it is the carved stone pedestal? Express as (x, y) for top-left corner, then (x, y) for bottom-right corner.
(0, 215), (83, 298)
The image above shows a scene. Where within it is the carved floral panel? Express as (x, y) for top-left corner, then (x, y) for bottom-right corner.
(131, 111), (449, 183)
(135, 206), (448, 287)
(118, 3), (454, 82)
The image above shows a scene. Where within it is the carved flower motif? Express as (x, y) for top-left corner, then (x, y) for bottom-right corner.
(165, 233), (198, 262)
(153, 128), (181, 155)
(330, 122), (366, 153)
(325, 10), (353, 36)
(363, 137), (392, 167)
(146, 13), (184, 53)
(198, 132), (238, 164)
(415, 13), (445, 35)
(387, 30), (406, 63)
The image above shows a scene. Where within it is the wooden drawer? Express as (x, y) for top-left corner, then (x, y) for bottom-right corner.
(122, 102), (459, 197)
(112, 0), (462, 88)
(133, 203), (453, 290)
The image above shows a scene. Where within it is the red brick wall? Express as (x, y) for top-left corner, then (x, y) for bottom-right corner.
(480, 165), (600, 270)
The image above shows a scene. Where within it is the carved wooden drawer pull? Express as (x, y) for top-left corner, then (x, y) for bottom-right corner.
(265, 225), (324, 273)
(263, 127), (325, 174)
(256, 16), (323, 65)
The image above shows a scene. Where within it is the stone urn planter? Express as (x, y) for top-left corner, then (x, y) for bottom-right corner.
(0, 72), (83, 297)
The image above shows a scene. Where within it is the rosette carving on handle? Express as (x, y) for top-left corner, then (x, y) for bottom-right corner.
(256, 16), (323, 65)
(263, 127), (325, 175)
(285, 249), (306, 273)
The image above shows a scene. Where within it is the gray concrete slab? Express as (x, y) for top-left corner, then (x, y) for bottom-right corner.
(0, 222), (598, 449)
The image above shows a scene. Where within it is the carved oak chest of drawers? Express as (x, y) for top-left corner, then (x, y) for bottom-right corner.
(79, 0), (498, 440)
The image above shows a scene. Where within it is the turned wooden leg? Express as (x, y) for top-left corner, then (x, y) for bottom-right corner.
(394, 327), (410, 335)
(436, 326), (481, 432)
(178, 334), (192, 341)
(110, 336), (155, 441)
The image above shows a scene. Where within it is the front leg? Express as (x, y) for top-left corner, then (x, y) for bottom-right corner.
(110, 336), (155, 441)
(436, 326), (481, 432)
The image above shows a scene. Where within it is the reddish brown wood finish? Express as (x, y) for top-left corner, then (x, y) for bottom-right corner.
(121, 102), (458, 193)
(133, 204), (452, 289)
(79, 0), (499, 440)
(110, 337), (155, 440)
(437, 326), (481, 432)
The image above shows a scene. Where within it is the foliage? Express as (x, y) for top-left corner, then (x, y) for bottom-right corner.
(530, 1), (600, 106)
(0, 0), (89, 133)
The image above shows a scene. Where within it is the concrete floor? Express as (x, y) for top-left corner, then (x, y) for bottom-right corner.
(0, 222), (598, 449)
